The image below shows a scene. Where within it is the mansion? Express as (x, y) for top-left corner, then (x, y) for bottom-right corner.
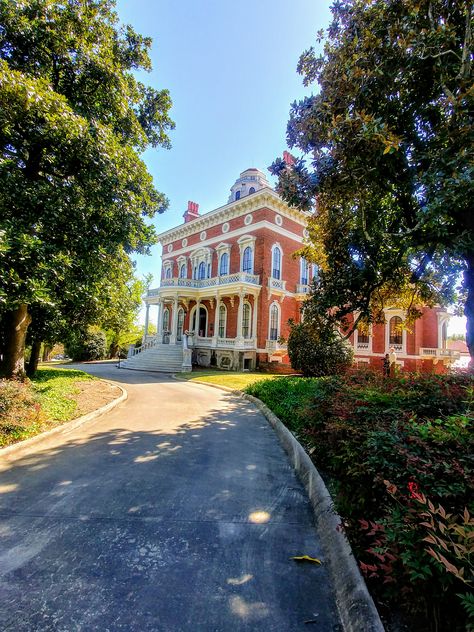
(122, 164), (459, 373)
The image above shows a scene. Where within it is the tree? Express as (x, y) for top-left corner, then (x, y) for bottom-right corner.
(0, 0), (174, 377)
(270, 0), (474, 364)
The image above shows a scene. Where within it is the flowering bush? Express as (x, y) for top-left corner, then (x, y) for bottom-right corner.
(247, 371), (474, 631)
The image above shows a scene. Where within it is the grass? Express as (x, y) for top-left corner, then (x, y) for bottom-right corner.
(0, 367), (97, 448)
(32, 367), (96, 422)
(177, 369), (283, 390)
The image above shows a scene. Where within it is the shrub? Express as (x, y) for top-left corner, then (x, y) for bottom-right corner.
(66, 329), (107, 361)
(0, 379), (43, 444)
(246, 371), (474, 631)
(287, 317), (353, 377)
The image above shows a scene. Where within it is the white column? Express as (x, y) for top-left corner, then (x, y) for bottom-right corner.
(251, 293), (258, 344)
(144, 303), (150, 338)
(236, 291), (244, 345)
(195, 298), (201, 336)
(157, 299), (163, 335)
(212, 292), (220, 347)
(170, 297), (179, 344)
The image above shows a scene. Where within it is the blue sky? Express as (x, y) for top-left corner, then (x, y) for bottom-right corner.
(115, 0), (465, 336)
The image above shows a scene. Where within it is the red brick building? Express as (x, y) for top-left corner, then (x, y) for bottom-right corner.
(123, 166), (459, 373)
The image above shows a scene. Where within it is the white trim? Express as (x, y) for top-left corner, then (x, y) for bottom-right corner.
(218, 302), (227, 338)
(157, 188), (309, 244)
(242, 300), (252, 339)
(162, 220), (303, 260)
(190, 303), (209, 337)
(384, 310), (407, 354)
(271, 242), (283, 280)
(268, 301), (281, 341)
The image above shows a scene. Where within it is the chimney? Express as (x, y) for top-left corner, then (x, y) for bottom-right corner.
(183, 200), (200, 223)
(283, 150), (296, 167)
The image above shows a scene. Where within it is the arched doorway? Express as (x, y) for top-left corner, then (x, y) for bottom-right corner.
(191, 305), (208, 337)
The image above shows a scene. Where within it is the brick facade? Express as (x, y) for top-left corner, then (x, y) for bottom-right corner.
(144, 168), (457, 373)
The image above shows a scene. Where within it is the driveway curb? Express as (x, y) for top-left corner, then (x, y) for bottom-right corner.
(0, 381), (127, 458)
(177, 377), (383, 632)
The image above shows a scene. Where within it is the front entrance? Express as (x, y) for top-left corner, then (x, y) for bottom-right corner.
(192, 306), (208, 337)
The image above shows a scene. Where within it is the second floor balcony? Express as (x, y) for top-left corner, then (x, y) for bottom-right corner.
(148, 272), (260, 296)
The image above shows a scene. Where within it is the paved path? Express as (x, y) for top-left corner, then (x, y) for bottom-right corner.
(0, 364), (341, 631)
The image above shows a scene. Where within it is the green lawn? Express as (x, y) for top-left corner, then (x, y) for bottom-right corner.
(32, 367), (97, 422)
(0, 367), (97, 448)
(177, 369), (282, 390)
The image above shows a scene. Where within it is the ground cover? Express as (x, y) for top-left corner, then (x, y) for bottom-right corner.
(0, 367), (119, 447)
(246, 371), (474, 632)
(177, 369), (282, 390)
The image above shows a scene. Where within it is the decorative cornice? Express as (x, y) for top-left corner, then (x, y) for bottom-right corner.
(157, 188), (310, 246)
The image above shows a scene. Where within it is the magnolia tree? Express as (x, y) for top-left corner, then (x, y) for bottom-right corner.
(270, 0), (473, 365)
(0, 0), (174, 377)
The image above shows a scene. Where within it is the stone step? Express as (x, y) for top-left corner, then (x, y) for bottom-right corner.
(122, 344), (185, 372)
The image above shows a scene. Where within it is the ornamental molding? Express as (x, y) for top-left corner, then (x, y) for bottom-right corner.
(157, 188), (309, 246)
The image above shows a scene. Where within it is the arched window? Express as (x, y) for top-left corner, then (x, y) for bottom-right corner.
(242, 303), (251, 338)
(389, 316), (403, 345)
(218, 304), (227, 338)
(193, 266), (197, 279)
(219, 252), (229, 276)
(177, 308), (185, 341)
(179, 264), (186, 279)
(235, 190), (241, 201)
(269, 303), (279, 341)
(165, 267), (172, 279)
(357, 327), (370, 344)
(272, 246), (282, 280)
(242, 246), (252, 273)
(249, 187), (255, 194)
(300, 257), (308, 285)
(198, 261), (206, 280)
(162, 308), (170, 332)
(207, 263), (211, 278)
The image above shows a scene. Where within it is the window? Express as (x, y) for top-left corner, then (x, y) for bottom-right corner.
(162, 308), (170, 332)
(442, 321), (448, 349)
(242, 246), (252, 273)
(389, 316), (403, 345)
(242, 303), (251, 338)
(300, 257), (308, 285)
(249, 187), (255, 194)
(193, 266), (197, 279)
(219, 252), (229, 276)
(165, 267), (172, 279)
(235, 190), (241, 200)
(218, 304), (226, 338)
(179, 264), (186, 279)
(207, 263), (211, 278)
(272, 246), (281, 280)
(357, 328), (370, 344)
(198, 261), (206, 280)
(177, 308), (184, 341)
(269, 304), (279, 341)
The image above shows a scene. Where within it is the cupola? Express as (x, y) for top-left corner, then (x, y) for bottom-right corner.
(228, 168), (270, 203)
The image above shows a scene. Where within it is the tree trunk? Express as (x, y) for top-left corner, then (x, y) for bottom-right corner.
(465, 254), (474, 370)
(0, 304), (32, 379)
(26, 339), (42, 378)
(42, 344), (52, 362)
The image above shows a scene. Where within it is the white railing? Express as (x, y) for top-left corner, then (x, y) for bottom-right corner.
(195, 336), (213, 345)
(268, 277), (286, 291)
(243, 338), (256, 348)
(217, 338), (236, 347)
(131, 336), (161, 357)
(356, 342), (370, 350)
(296, 283), (310, 294)
(266, 340), (287, 354)
(420, 347), (460, 359)
(148, 272), (260, 295)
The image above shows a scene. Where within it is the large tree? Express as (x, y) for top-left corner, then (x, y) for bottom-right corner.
(0, 0), (174, 377)
(270, 0), (473, 363)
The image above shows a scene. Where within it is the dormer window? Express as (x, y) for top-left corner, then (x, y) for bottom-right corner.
(235, 190), (241, 201)
(249, 187), (255, 194)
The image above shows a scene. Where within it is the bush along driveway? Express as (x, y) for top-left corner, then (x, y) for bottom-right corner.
(246, 371), (474, 632)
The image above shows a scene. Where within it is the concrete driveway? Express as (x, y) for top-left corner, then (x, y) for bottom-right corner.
(0, 363), (341, 631)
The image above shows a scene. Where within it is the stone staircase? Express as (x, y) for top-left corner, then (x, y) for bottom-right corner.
(121, 342), (185, 373)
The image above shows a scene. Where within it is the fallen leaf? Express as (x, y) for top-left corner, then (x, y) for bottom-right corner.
(291, 555), (322, 564)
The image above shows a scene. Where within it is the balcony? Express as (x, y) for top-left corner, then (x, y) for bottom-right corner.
(189, 335), (257, 350)
(148, 272), (260, 296)
(296, 283), (310, 294)
(420, 347), (460, 361)
(268, 277), (286, 292)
